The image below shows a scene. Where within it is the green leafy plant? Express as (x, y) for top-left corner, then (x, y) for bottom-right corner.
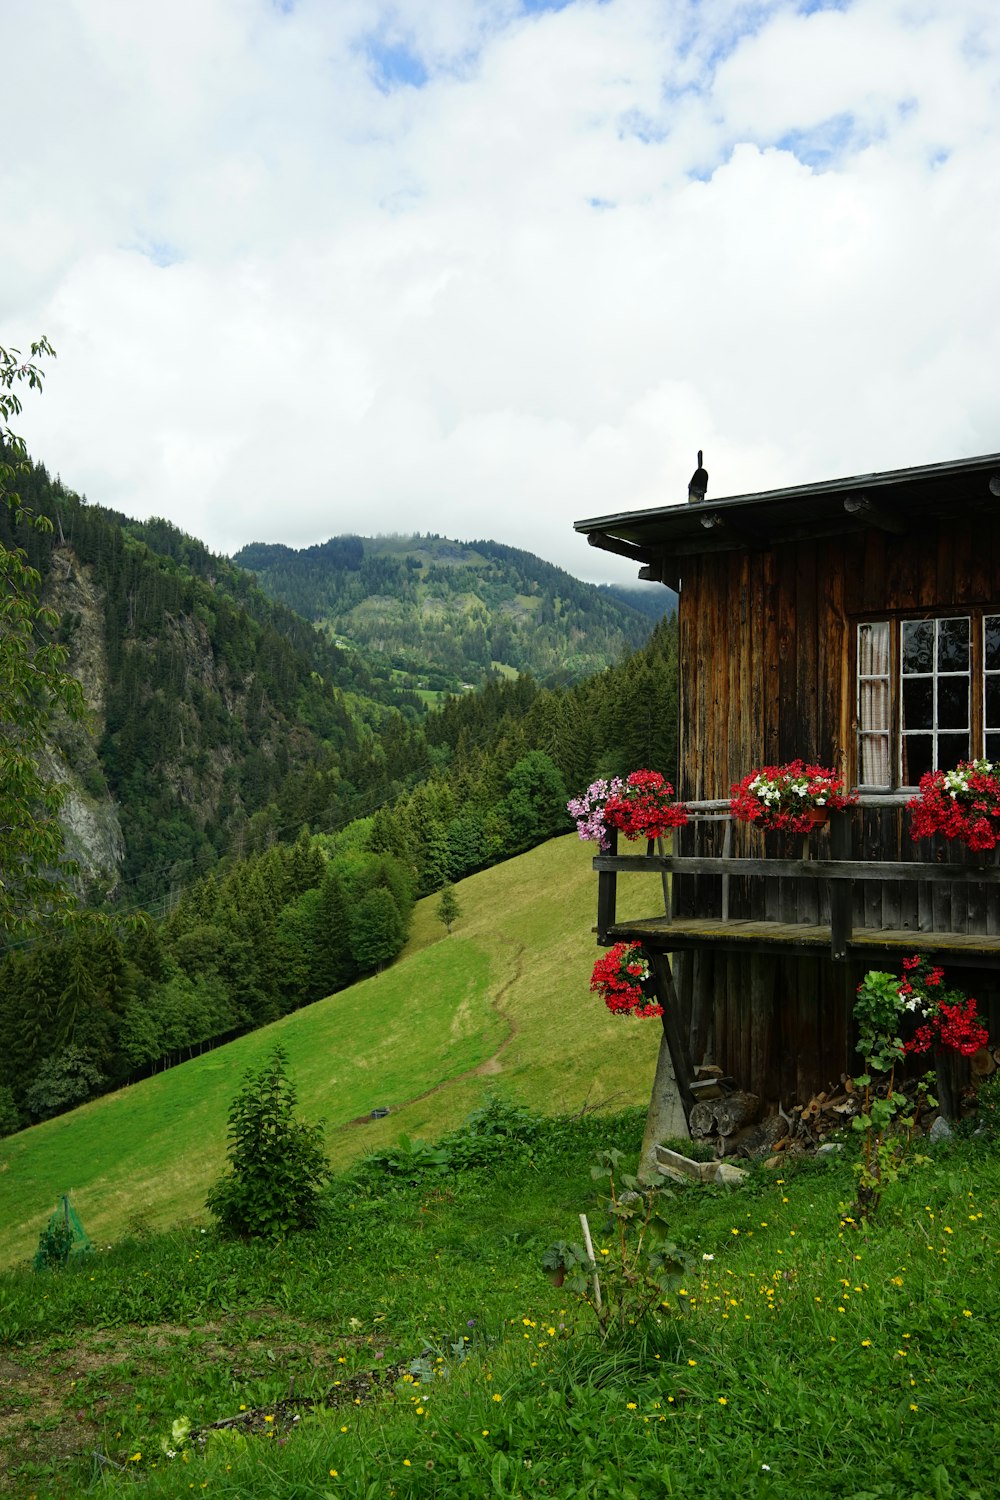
(359, 1097), (542, 1184)
(206, 1046), (329, 1238)
(971, 1070), (1000, 1140)
(851, 964), (937, 1218)
(544, 1148), (692, 1340)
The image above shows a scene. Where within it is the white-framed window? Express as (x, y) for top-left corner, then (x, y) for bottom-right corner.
(856, 613), (1000, 788)
(986, 614), (1000, 762)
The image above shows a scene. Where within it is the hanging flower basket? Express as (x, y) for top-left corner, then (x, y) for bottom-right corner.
(730, 760), (856, 834)
(602, 770), (688, 842)
(908, 760), (1000, 853)
(590, 942), (662, 1018)
(568, 771), (687, 848)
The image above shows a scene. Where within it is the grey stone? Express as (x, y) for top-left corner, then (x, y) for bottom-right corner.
(711, 1162), (749, 1186)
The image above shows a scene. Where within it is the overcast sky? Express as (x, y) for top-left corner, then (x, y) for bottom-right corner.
(3, 0), (998, 585)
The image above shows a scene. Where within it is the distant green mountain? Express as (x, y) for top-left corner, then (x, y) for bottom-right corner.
(234, 533), (667, 689)
(597, 580), (678, 619)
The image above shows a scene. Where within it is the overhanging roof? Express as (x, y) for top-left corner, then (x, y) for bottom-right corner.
(575, 451), (1000, 580)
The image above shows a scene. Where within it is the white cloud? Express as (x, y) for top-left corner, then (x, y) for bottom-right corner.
(3, 0), (998, 586)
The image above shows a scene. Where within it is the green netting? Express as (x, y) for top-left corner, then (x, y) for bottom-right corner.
(32, 1194), (92, 1271)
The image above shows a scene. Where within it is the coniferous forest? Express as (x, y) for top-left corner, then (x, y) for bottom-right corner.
(0, 458), (678, 1134)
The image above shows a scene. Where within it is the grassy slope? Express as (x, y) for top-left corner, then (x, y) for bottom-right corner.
(0, 835), (665, 1266)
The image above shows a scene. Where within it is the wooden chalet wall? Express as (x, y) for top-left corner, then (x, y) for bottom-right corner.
(676, 515), (999, 800)
(668, 509), (1000, 1107)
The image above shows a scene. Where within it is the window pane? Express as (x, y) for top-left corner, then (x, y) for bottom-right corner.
(859, 734), (890, 786)
(937, 733), (970, 771)
(860, 679), (890, 732)
(986, 677), (1000, 729)
(902, 734), (934, 784)
(937, 617), (969, 672)
(938, 677), (969, 730)
(986, 616), (1000, 672)
(987, 732), (1000, 762)
(902, 619), (933, 673)
(859, 621), (890, 676)
(902, 677), (933, 730)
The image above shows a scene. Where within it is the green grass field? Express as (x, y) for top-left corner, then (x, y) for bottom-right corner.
(1, 1104), (997, 1499)
(0, 835), (666, 1265)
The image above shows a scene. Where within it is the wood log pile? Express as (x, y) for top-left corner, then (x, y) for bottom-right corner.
(685, 1043), (998, 1159)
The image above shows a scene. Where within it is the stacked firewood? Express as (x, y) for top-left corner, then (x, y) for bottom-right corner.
(687, 1043), (999, 1158)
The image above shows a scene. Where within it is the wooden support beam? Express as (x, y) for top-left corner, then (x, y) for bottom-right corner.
(586, 531), (652, 564)
(595, 828), (618, 943)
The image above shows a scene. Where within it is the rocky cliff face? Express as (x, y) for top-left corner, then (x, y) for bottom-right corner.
(40, 545), (125, 900)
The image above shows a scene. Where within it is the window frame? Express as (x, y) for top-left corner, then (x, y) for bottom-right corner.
(853, 610), (1000, 790)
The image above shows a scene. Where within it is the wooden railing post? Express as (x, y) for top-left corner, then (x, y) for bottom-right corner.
(596, 827), (618, 943)
(829, 809), (853, 961)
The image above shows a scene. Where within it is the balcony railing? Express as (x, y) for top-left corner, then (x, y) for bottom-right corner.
(594, 796), (1000, 966)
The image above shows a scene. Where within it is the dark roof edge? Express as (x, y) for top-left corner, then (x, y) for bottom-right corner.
(574, 450), (1000, 534)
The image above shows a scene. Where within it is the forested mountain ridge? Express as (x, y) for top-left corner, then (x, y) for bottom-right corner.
(4, 462), (441, 907)
(234, 533), (667, 688)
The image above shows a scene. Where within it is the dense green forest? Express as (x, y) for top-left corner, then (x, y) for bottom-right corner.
(235, 533), (666, 688)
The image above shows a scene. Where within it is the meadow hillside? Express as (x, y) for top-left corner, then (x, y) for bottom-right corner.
(0, 835), (665, 1266)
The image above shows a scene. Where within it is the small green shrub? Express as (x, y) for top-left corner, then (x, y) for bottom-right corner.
(32, 1215), (74, 1273)
(206, 1046), (329, 1238)
(357, 1096), (542, 1185)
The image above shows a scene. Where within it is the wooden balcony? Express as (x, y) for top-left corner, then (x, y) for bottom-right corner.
(595, 797), (1000, 970)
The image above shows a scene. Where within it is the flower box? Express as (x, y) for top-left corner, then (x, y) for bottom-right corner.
(908, 759), (1000, 853)
(730, 760), (856, 834)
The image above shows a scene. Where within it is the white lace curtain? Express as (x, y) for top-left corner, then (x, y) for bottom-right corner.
(858, 622), (890, 786)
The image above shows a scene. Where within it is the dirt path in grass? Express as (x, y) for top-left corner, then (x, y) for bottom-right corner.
(341, 940), (524, 1130)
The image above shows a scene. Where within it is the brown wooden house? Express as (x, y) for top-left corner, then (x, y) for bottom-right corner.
(575, 452), (1000, 1141)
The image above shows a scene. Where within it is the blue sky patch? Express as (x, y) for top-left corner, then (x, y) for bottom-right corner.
(796, 0), (850, 13)
(365, 36), (429, 92)
(679, 3), (778, 69)
(775, 111), (875, 168)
